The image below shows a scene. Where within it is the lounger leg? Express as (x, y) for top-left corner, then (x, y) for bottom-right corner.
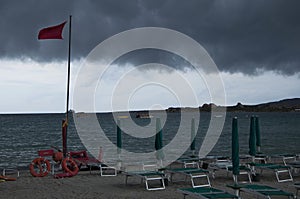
(247, 171), (252, 183)
(2, 168), (20, 177)
(100, 165), (117, 176)
(276, 169), (293, 182)
(235, 170), (252, 183)
(145, 176), (165, 191)
(211, 170), (216, 179)
(190, 174), (210, 188)
(234, 189), (240, 199)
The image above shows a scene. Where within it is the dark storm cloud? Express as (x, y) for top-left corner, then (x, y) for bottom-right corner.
(0, 0), (299, 75)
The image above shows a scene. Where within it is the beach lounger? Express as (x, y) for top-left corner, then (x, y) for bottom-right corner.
(208, 158), (231, 179)
(271, 154), (297, 166)
(240, 184), (295, 199)
(167, 167), (210, 188)
(226, 165), (252, 183)
(294, 182), (300, 197)
(178, 186), (238, 199)
(287, 161), (300, 168)
(254, 154), (268, 164)
(124, 170), (166, 191)
(176, 157), (201, 168)
(123, 162), (166, 191)
(286, 161), (300, 174)
(2, 168), (20, 177)
(209, 159), (251, 183)
(99, 162), (117, 176)
(248, 162), (293, 182)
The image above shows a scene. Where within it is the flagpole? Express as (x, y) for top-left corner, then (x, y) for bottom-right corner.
(62, 15), (72, 157)
(66, 15), (72, 120)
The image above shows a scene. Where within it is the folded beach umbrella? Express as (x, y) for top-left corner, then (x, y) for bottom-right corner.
(249, 116), (256, 160)
(155, 118), (165, 164)
(255, 116), (261, 153)
(232, 117), (239, 184)
(117, 120), (122, 158)
(190, 118), (196, 156)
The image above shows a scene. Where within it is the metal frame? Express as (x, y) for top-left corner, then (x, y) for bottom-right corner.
(226, 165), (252, 184)
(178, 187), (238, 199)
(249, 163), (293, 183)
(2, 168), (20, 177)
(100, 165), (117, 176)
(167, 168), (211, 188)
(240, 184), (295, 199)
(125, 171), (166, 191)
(275, 168), (293, 182)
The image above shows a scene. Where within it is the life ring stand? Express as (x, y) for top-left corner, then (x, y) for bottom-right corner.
(61, 157), (79, 176)
(52, 151), (63, 163)
(0, 175), (17, 181)
(29, 157), (51, 177)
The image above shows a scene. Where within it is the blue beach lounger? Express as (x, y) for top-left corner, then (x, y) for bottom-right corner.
(124, 170), (166, 191)
(248, 162), (293, 182)
(209, 159), (252, 183)
(226, 165), (252, 183)
(178, 186), (238, 199)
(240, 184), (295, 199)
(167, 167), (210, 188)
(294, 182), (300, 197)
(176, 157), (202, 168)
(286, 160), (300, 174)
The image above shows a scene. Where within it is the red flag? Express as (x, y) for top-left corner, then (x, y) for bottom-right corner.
(38, 21), (66, 40)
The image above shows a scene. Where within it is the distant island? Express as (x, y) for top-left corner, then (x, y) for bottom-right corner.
(166, 98), (300, 112)
(71, 98), (300, 115)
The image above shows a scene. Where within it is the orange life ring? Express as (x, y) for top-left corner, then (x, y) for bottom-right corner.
(29, 157), (51, 177)
(62, 157), (79, 176)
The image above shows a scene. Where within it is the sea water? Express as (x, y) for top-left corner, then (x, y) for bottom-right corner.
(0, 111), (299, 168)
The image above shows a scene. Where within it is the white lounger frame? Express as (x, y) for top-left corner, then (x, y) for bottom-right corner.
(168, 168), (211, 188)
(125, 162), (166, 191)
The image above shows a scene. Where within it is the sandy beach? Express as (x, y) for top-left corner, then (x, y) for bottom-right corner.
(1, 164), (298, 199)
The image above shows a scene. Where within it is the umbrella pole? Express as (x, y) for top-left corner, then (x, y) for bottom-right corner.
(233, 175), (241, 198)
(117, 119), (122, 163)
(257, 146), (261, 153)
(155, 118), (164, 168)
(117, 155), (122, 170)
(190, 118), (196, 157)
(233, 174), (238, 184)
(250, 156), (257, 178)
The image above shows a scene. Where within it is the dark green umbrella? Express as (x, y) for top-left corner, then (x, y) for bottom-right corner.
(190, 118), (196, 156)
(155, 118), (164, 163)
(117, 120), (122, 158)
(255, 116), (261, 153)
(232, 117), (239, 184)
(249, 116), (256, 158)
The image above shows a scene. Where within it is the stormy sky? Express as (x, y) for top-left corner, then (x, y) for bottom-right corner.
(0, 0), (299, 113)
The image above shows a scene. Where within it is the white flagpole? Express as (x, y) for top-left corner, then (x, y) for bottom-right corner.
(63, 15), (72, 157)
